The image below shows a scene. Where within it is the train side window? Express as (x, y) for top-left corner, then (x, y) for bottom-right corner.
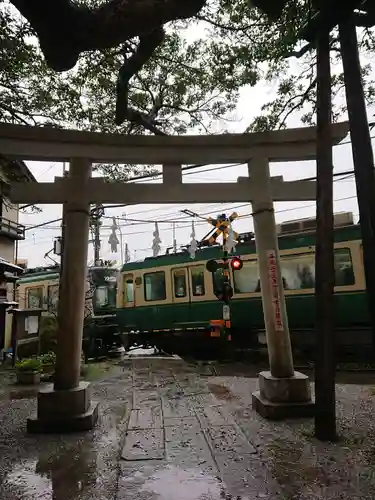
(124, 274), (134, 303)
(47, 284), (59, 312)
(233, 260), (259, 293)
(281, 253), (315, 290)
(334, 248), (355, 286)
(144, 271), (166, 301)
(173, 269), (187, 298)
(281, 248), (355, 289)
(190, 266), (205, 296)
(27, 287), (44, 308)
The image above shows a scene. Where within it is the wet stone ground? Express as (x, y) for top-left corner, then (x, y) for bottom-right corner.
(0, 357), (375, 499)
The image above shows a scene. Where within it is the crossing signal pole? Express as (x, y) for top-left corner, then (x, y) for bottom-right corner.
(206, 255), (243, 340)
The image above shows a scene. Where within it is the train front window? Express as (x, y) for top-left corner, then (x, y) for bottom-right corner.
(27, 287), (44, 308)
(47, 284), (59, 312)
(95, 286), (109, 307)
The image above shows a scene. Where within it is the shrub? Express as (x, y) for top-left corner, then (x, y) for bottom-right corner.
(15, 357), (42, 373)
(39, 316), (58, 354)
(38, 351), (56, 365)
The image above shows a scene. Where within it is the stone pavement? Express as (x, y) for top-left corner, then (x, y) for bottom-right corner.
(1, 356), (375, 499)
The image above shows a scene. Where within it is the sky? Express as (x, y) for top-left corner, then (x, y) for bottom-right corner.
(16, 32), (374, 269)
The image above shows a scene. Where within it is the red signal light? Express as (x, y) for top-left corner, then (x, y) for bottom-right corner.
(231, 257), (243, 270)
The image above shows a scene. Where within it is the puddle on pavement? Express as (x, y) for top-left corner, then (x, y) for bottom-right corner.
(3, 447), (98, 500)
(267, 438), (324, 499)
(0, 386), (39, 401)
(208, 383), (238, 401)
(139, 465), (227, 500)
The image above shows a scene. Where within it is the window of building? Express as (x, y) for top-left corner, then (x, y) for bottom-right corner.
(173, 269), (187, 298)
(27, 287), (43, 308)
(144, 272), (166, 301)
(190, 266), (205, 296)
(47, 284), (59, 311)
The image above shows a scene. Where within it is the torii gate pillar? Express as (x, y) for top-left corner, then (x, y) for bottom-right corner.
(250, 158), (314, 419)
(27, 158), (98, 433)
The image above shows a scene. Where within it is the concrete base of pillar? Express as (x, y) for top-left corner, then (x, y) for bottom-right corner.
(252, 370), (314, 420)
(27, 381), (99, 434)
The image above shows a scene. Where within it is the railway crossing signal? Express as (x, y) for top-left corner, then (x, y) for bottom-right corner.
(206, 256), (243, 273)
(230, 256), (243, 270)
(201, 213), (242, 342)
(201, 212), (239, 247)
(206, 256), (243, 304)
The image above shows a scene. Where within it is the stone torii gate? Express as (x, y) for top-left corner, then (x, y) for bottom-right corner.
(0, 121), (348, 433)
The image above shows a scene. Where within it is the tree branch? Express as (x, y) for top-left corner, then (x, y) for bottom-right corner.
(10, 0), (207, 71)
(115, 27), (165, 125)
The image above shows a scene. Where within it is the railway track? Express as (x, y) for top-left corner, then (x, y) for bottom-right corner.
(123, 326), (375, 373)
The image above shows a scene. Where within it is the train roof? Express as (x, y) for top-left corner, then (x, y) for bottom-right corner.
(120, 223), (362, 272)
(17, 265), (118, 284)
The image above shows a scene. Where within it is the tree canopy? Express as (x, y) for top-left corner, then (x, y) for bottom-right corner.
(2, 0), (375, 178)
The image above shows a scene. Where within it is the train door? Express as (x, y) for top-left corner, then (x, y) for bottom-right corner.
(171, 268), (190, 325)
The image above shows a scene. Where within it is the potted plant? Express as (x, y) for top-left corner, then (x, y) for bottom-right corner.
(15, 357), (42, 385)
(39, 351), (56, 375)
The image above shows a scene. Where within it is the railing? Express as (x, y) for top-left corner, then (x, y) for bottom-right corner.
(0, 217), (25, 240)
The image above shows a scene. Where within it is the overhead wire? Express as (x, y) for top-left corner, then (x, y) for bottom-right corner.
(21, 169), (358, 233)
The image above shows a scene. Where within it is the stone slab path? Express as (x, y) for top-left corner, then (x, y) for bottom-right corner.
(1, 356), (375, 500)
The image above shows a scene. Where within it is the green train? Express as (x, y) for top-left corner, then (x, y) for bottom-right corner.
(14, 263), (120, 357)
(115, 216), (371, 355)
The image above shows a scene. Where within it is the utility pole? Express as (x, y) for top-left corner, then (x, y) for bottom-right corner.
(93, 204), (101, 263)
(172, 222), (177, 253)
(56, 163), (68, 344)
(58, 164), (68, 280)
(339, 18), (375, 353)
(90, 204), (103, 264)
(314, 30), (336, 441)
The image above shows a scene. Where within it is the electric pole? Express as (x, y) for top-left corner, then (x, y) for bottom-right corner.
(90, 204), (104, 264)
(339, 17), (375, 354)
(59, 165), (68, 266)
(172, 222), (177, 254)
(58, 164), (68, 314)
(94, 205), (101, 263)
(314, 29), (336, 441)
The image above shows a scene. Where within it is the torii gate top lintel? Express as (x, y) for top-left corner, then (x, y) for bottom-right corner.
(0, 121), (349, 164)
